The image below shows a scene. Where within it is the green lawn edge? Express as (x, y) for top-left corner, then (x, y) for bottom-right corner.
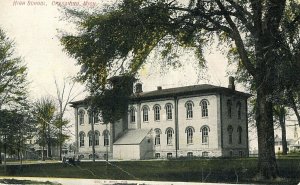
(0, 158), (299, 184)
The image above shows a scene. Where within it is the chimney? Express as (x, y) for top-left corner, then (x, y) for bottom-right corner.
(228, 76), (235, 91)
(157, 86), (162, 91)
(135, 83), (143, 93)
(108, 75), (136, 92)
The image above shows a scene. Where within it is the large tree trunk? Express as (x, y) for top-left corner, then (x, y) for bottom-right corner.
(255, 88), (278, 179)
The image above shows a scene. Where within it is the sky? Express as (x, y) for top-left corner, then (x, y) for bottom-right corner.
(0, 0), (297, 147)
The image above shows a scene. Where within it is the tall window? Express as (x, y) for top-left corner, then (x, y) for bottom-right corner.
(95, 131), (100, 146)
(228, 125), (233, 144)
(237, 102), (242, 119)
(88, 112), (93, 124)
(103, 130), (109, 146)
(88, 131), (93, 146)
(98, 111), (104, 123)
(166, 104), (172, 120)
(155, 129), (161, 145)
(130, 107), (136, 123)
(186, 127), (194, 144)
(79, 110), (85, 125)
(237, 126), (242, 144)
(201, 100), (209, 117)
(166, 128), (173, 145)
(202, 126), (209, 144)
(154, 105), (160, 121)
(142, 106), (149, 122)
(94, 112), (99, 123)
(227, 100), (232, 118)
(186, 101), (193, 119)
(79, 132), (85, 147)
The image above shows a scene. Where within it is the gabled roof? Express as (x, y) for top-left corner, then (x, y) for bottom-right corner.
(113, 129), (151, 145)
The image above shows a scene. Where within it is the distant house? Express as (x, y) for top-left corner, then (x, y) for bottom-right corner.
(25, 135), (68, 160)
(289, 138), (300, 152)
(70, 76), (251, 160)
(274, 134), (300, 154)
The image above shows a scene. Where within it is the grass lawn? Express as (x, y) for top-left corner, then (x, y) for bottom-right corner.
(0, 158), (299, 184)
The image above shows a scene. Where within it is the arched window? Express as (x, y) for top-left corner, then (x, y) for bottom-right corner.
(201, 126), (209, 144)
(165, 128), (174, 145)
(200, 100), (209, 117)
(103, 130), (110, 146)
(88, 111), (93, 124)
(185, 127), (194, 144)
(228, 125), (233, 144)
(237, 126), (242, 144)
(95, 131), (100, 146)
(142, 105), (149, 122)
(227, 100), (232, 118)
(236, 101), (242, 119)
(78, 110), (85, 125)
(165, 103), (173, 120)
(154, 129), (161, 145)
(153, 105), (161, 121)
(185, 101), (194, 119)
(79, 132), (85, 147)
(130, 107), (136, 123)
(94, 112), (99, 123)
(88, 131), (93, 146)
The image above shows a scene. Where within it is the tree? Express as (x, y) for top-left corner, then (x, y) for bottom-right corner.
(0, 109), (34, 164)
(54, 78), (77, 160)
(60, 0), (300, 179)
(0, 28), (30, 164)
(33, 97), (56, 160)
(0, 28), (28, 110)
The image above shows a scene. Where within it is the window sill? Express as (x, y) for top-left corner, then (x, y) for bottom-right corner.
(202, 143), (208, 145)
(143, 121), (149, 123)
(201, 116), (208, 119)
(186, 118), (193, 120)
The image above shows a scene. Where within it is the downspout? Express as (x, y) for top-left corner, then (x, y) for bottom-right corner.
(245, 98), (249, 156)
(220, 94), (223, 154)
(175, 96), (179, 158)
(137, 102), (141, 129)
(75, 107), (79, 154)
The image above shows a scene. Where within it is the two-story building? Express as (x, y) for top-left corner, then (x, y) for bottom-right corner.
(70, 76), (250, 160)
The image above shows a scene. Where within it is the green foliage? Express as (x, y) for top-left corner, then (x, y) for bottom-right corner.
(60, 0), (300, 178)
(33, 97), (56, 151)
(0, 28), (28, 110)
(0, 109), (35, 157)
(90, 75), (136, 124)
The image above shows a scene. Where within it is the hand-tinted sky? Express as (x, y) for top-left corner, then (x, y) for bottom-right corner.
(1, 0), (278, 147)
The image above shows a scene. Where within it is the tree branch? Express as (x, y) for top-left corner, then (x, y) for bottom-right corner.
(216, 0), (256, 77)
